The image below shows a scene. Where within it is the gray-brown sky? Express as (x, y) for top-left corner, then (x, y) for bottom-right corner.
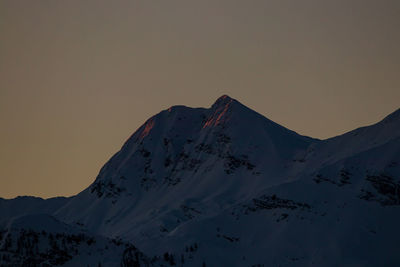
(1, 0), (399, 199)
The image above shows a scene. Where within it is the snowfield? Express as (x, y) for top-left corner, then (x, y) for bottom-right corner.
(1, 95), (400, 266)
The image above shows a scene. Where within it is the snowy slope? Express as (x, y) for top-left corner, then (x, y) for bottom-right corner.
(304, 108), (400, 167)
(55, 95), (316, 239)
(0, 214), (160, 266)
(1, 95), (399, 266)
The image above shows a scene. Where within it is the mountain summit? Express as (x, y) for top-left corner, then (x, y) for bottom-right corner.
(75, 95), (313, 201)
(56, 95), (315, 236)
(1, 97), (400, 266)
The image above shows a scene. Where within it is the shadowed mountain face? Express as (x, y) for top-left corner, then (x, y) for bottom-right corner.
(89, 95), (314, 198)
(1, 96), (400, 266)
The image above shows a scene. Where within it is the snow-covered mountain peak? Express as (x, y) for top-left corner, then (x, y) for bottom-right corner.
(211, 94), (235, 107)
(204, 97), (235, 128)
(210, 94), (250, 113)
(54, 95), (317, 237)
(2, 97), (400, 266)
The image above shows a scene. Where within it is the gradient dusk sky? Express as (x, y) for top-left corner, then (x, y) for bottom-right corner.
(1, 0), (399, 199)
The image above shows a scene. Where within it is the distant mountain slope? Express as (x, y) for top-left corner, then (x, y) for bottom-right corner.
(305, 108), (400, 167)
(0, 196), (68, 222)
(1, 96), (399, 266)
